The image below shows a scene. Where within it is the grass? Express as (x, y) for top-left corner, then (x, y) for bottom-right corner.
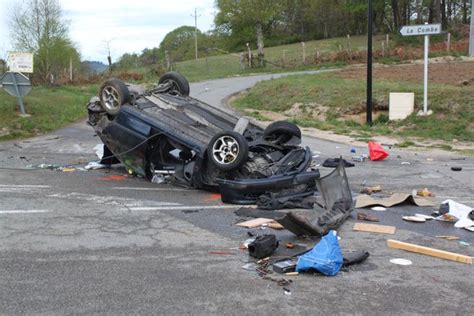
(232, 73), (474, 143)
(0, 85), (97, 141)
(122, 34), (389, 83)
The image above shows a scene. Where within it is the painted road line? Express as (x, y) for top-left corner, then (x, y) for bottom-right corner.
(0, 210), (50, 214)
(0, 184), (51, 188)
(112, 187), (188, 191)
(125, 202), (182, 207)
(130, 205), (237, 211)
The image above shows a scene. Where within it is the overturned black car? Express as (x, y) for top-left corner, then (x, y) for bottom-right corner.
(87, 72), (346, 210)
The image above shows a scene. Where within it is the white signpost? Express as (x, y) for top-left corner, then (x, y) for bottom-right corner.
(399, 23), (442, 115)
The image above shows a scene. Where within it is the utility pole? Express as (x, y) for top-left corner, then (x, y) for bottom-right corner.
(191, 8), (201, 60)
(470, 0), (474, 56)
(366, 0), (373, 125)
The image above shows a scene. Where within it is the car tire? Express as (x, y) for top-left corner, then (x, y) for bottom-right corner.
(208, 131), (249, 171)
(158, 71), (190, 96)
(263, 121), (301, 143)
(99, 78), (130, 116)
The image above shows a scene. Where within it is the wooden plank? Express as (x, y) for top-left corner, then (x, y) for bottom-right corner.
(387, 239), (473, 264)
(353, 223), (396, 234)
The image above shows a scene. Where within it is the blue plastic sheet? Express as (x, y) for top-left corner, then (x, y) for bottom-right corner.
(296, 230), (343, 276)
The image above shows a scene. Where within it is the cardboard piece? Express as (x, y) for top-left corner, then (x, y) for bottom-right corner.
(353, 223), (396, 234)
(236, 218), (283, 229)
(355, 193), (434, 209)
(387, 239), (473, 264)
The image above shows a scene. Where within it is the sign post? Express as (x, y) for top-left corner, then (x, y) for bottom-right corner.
(2, 52), (34, 116)
(399, 23), (441, 115)
(1, 72), (32, 115)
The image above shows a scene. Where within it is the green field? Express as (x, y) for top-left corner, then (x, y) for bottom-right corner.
(0, 85), (97, 141)
(129, 35), (389, 82)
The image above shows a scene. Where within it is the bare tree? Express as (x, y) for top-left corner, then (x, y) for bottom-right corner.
(8, 0), (78, 82)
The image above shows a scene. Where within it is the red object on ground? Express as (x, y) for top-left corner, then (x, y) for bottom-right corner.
(368, 141), (389, 161)
(98, 175), (127, 181)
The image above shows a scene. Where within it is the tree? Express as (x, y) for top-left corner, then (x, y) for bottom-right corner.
(158, 26), (204, 62)
(215, 0), (285, 60)
(8, 0), (80, 82)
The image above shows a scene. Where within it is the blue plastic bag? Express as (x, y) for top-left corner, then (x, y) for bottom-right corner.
(296, 230), (343, 276)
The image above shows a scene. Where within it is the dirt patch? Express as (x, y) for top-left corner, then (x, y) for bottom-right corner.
(283, 103), (330, 121)
(336, 60), (474, 85)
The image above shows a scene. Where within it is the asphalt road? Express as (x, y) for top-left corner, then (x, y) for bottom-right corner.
(0, 73), (473, 314)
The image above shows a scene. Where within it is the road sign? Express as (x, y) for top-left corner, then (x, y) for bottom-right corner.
(399, 24), (441, 36)
(1, 72), (32, 115)
(8, 52), (34, 73)
(399, 23), (443, 115)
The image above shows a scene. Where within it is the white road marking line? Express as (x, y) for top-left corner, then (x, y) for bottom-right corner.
(112, 187), (188, 191)
(0, 210), (50, 214)
(124, 202), (182, 207)
(0, 184), (51, 188)
(130, 205), (237, 211)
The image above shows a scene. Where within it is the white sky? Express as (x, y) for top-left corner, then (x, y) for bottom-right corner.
(0, 0), (216, 63)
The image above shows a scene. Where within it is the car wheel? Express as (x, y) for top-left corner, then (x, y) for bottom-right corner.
(263, 121), (301, 143)
(99, 78), (130, 116)
(208, 131), (249, 171)
(158, 71), (190, 96)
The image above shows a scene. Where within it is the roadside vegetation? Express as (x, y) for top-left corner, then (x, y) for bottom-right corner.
(232, 66), (474, 145)
(0, 85), (96, 141)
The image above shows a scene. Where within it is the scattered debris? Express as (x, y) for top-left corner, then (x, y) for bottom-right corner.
(248, 234), (279, 259)
(387, 239), (473, 264)
(236, 218), (283, 229)
(322, 158), (354, 168)
(459, 241), (470, 246)
(353, 223), (396, 234)
(415, 214), (434, 220)
(390, 258), (413, 266)
(262, 276), (292, 286)
(356, 193), (434, 208)
(342, 250), (370, 267)
(437, 199), (474, 229)
(368, 141), (389, 161)
(275, 161), (353, 236)
(285, 272), (299, 276)
(296, 230), (343, 276)
(401, 161), (411, 165)
(371, 206), (387, 212)
(97, 175), (127, 181)
(436, 235), (460, 240)
(286, 242), (295, 249)
(416, 188), (435, 197)
(273, 258), (298, 274)
(357, 212), (380, 222)
(360, 185), (382, 194)
(451, 166), (462, 171)
(283, 288), (292, 296)
(402, 216), (426, 223)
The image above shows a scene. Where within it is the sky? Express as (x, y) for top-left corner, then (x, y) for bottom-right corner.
(0, 0), (216, 63)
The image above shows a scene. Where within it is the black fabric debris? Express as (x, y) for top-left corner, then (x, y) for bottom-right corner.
(257, 193), (318, 210)
(342, 250), (370, 267)
(322, 158), (354, 168)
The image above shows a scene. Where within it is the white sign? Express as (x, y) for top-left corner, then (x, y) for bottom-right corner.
(400, 24), (442, 36)
(8, 52), (34, 73)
